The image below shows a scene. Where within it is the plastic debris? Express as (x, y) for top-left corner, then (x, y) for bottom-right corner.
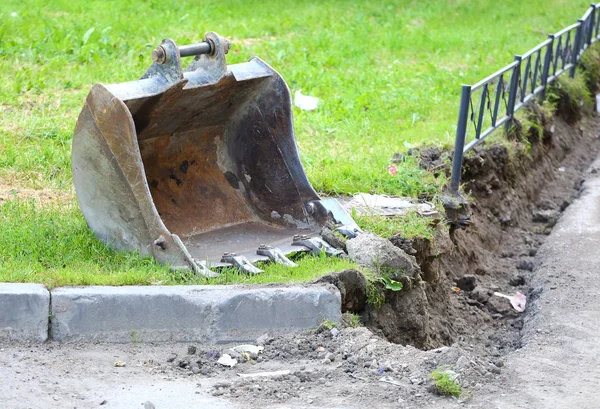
(343, 193), (437, 217)
(493, 291), (527, 312)
(294, 90), (319, 111)
(113, 361), (126, 367)
(237, 370), (291, 379)
(217, 354), (238, 367)
(387, 165), (398, 176)
(231, 345), (264, 355)
(380, 376), (404, 387)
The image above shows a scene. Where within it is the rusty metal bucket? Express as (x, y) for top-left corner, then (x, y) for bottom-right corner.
(72, 32), (358, 276)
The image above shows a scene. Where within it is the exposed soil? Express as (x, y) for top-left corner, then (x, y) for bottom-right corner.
(0, 183), (73, 205)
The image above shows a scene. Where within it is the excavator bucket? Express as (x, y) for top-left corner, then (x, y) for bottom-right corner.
(72, 32), (359, 276)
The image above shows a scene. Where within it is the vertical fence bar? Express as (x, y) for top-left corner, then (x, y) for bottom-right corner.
(570, 22), (583, 77)
(588, 5), (596, 45)
(505, 56), (521, 133)
(540, 35), (554, 100)
(450, 85), (472, 193)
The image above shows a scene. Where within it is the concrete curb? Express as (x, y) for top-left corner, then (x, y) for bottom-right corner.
(0, 283), (50, 342)
(0, 284), (341, 343)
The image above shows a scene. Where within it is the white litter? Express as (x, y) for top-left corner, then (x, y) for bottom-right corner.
(343, 193), (437, 217)
(493, 291), (527, 312)
(217, 354), (237, 368)
(379, 376), (404, 387)
(237, 370), (291, 379)
(294, 90), (319, 111)
(231, 345), (264, 355)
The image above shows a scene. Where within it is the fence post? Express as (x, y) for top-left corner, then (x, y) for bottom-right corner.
(540, 35), (554, 101)
(449, 85), (472, 194)
(571, 21), (584, 77)
(505, 55), (521, 133)
(588, 5), (597, 45)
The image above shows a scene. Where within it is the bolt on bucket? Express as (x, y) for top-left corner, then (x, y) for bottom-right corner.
(72, 32), (359, 276)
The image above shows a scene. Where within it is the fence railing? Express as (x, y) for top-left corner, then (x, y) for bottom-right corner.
(449, 4), (600, 193)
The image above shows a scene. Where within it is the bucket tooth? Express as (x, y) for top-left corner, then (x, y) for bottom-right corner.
(257, 245), (297, 267)
(221, 253), (264, 275)
(292, 235), (344, 257)
(336, 224), (362, 239)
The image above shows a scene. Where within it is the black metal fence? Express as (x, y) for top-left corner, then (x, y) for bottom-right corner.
(449, 4), (600, 193)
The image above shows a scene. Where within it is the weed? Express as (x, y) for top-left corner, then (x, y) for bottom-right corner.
(343, 313), (362, 328)
(319, 319), (337, 331)
(366, 280), (385, 309)
(379, 274), (403, 291)
(579, 42), (600, 95)
(548, 72), (593, 124)
(431, 368), (462, 397)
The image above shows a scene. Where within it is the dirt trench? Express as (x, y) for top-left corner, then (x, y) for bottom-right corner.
(361, 105), (600, 354)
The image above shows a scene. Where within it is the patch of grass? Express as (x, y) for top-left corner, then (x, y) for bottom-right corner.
(0, 0), (591, 193)
(0, 199), (357, 287)
(579, 42), (600, 95)
(0, 0), (593, 283)
(548, 71), (593, 124)
(431, 368), (462, 397)
(356, 211), (436, 239)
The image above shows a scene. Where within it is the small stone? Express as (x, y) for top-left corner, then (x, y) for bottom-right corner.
(509, 275), (526, 286)
(143, 402), (156, 409)
(100, 400), (107, 406)
(488, 296), (511, 314)
(166, 353), (177, 363)
(330, 328), (340, 337)
(187, 345), (197, 355)
(532, 209), (559, 224)
(529, 248), (538, 257)
(470, 287), (490, 304)
(256, 333), (272, 345)
(488, 363), (501, 374)
(190, 361), (200, 374)
(456, 275), (476, 292)
(517, 260), (534, 271)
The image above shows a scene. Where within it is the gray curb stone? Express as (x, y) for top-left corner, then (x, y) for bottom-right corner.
(51, 285), (341, 343)
(0, 283), (50, 342)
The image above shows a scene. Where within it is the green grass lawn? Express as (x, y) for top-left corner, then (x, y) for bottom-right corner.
(0, 0), (592, 285)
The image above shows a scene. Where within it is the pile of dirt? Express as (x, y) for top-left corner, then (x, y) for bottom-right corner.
(150, 325), (498, 408)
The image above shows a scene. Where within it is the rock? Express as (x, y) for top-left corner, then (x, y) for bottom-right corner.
(517, 260), (534, 271)
(488, 363), (501, 374)
(313, 270), (367, 313)
(190, 361), (200, 374)
(330, 328), (340, 337)
(455, 275), (476, 292)
(204, 350), (221, 361)
(166, 353), (177, 363)
(143, 401), (156, 409)
(509, 275), (526, 286)
(470, 287), (490, 304)
(532, 209), (559, 224)
(488, 296), (511, 314)
(187, 345), (197, 355)
(321, 227), (347, 251)
(346, 232), (421, 279)
(255, 333), (272, 346)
